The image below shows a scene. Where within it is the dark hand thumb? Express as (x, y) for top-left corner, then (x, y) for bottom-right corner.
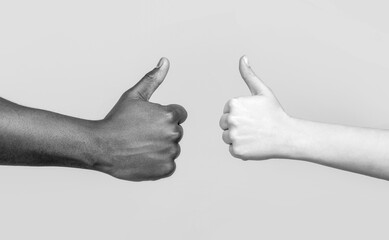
(127, 57), (170, 101)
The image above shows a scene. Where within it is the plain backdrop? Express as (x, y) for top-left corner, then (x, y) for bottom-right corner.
(1, 0), (389, 239)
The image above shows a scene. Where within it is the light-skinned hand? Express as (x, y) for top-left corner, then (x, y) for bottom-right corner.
(220, 56), (296, 160)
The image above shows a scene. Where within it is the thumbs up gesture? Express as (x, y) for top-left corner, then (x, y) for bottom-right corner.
(220, 56), (295, 160)
(94, 58), (187, 181)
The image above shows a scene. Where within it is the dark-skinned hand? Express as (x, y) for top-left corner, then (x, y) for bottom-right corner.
(92, 58), (187, 181)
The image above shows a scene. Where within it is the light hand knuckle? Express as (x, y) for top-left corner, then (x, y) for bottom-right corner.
(229, 129), (238, 142)
(230, 145), (247, 160)
(228, 98), (238, 109)
(227, 115), (238, 126)
(219, 118), (223, 128)
(222, 131), (230, 144)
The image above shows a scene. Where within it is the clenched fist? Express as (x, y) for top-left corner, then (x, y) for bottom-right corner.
(93, 58), (187, 181)
(220, 56), (296, 160)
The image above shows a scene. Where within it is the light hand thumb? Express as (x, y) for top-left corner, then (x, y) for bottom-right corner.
(239, 55), (269, 95)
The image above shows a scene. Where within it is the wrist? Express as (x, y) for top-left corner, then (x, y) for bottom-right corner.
(283, 117), (332, 162)
(84, 120), (114, 174)
(279, 117), (312, 160)
(74, 121), (102, 170)
(44, 118), (104, 170)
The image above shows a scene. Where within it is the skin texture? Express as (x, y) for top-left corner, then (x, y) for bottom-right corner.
(0, 57), (187, 181)
(220, 56), (389, 181)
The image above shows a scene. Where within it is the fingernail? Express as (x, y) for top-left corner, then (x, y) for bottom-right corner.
(243, 55), (250, 66)
(156, 58), (164, 68)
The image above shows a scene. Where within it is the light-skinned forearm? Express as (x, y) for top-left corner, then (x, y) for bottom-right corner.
(289, 118), (389, 180)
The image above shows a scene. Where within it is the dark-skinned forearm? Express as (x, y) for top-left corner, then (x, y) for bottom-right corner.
(0, 97), (97, 169)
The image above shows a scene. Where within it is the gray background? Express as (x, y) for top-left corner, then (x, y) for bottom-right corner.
(1, 0), (389, 239)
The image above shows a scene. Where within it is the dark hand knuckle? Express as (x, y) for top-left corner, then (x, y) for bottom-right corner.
(162, 161), (176, 176)
(164, 111), (175, 121)
(170, 144), (181, 158)
(174, 126), (183, 141)
(144, 72), (157, 81)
